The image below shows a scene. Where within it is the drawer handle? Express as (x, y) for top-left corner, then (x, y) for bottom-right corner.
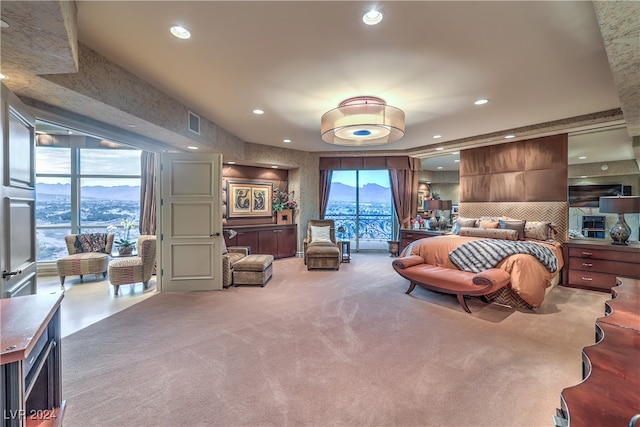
(581, 277), (593, 281)
(582, 263), (593, 268)
(581, 252), (593, 257)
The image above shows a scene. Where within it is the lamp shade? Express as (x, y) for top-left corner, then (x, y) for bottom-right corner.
(321, 96), (405, 146)
(424, 200), (443, 210)
(440, 200), (452, 210)
(599, 196), (640, 214)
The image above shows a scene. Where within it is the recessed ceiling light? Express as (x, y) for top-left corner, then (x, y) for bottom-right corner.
(432, 135), (442, 139)
(187, 146), (198, 150)
(253, 109), (264, 115)
(504, 134), (515, 139)
(363, 10), (383, 25)
(578, 156), (587, 160)
(271, 165), (278, 169)
(170, 25), (191, 39)
(580, 176), (587, 178)
(283, 139), (291, 143)
(227, 161), (236, 165)
(437, 166), (443, 170)
(0, 19), (9, 28)
(435, 147), (444, 151)
(127, 123), (136, 128)
(474, 99), (489, 105)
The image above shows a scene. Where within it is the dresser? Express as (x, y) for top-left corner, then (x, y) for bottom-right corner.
(562, 239), (640, 292)
(556, 277), (640, 426)
(400, 228), (449, 254)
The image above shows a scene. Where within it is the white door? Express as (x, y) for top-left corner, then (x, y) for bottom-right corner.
(1, 84), (37, 298)
(158, 153), (223, 291)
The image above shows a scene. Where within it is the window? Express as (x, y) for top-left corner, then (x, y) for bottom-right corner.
(35, 123), (142, 261)
(325, 170), (396, 251)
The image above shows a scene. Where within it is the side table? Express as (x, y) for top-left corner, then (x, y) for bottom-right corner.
(339, 240), (351, 263)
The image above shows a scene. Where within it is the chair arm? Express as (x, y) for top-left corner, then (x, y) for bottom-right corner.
(392, 255), (425, 269)
(472, 268), (511, 288)
(228, 246), (249, 256)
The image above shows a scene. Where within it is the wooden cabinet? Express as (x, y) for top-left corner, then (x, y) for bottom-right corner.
(562, 239), (640, 292)
(224, 224), (297, 259)
(556, 277), (640, 426)
(1, 292), (65, 427)
(400, 228), (449, 254)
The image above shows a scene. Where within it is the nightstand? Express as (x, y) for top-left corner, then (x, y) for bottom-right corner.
(562, 239), (640, 292)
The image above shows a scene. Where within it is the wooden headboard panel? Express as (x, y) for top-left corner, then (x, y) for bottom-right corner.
(458, 201), (569, 243)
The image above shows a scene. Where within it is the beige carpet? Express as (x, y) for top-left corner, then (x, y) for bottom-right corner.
(61, 252), (608, 427)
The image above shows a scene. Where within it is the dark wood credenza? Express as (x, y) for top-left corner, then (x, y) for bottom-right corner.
(224, 224), (297, 259)
(556, 277), (640, 426)
(1, 292), (65, 427)
(400, 228), (449, 254)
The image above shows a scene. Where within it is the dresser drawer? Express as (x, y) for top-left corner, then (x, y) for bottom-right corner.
(568, 257), (640, 278)
(568, 270), (619, 291)
(569, 247), (640, 264)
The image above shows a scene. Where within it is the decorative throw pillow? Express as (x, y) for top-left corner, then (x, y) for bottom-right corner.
(524, 221), (553, 241)
(458, 227), (519, 241)
(479, 220), (499, 229)
(499, 219), (526, 240)
(75, 233), (107, 253)
(457, 217), (478, 228)
(221, 237), (228, 255)
(310, 226), (332, 243)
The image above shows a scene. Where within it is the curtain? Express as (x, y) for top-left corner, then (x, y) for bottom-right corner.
(389, 168), (417, 232)
(319, 169), (332, 219)
(139, 151), (157, 235)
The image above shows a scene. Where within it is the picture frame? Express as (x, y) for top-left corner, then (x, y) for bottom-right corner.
(227, 180), (273, 218)
(451, 205), (459, 215)
(417, 191), (426, 212)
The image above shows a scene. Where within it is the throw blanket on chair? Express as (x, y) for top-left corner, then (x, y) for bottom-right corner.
(449, 239), (558, 274)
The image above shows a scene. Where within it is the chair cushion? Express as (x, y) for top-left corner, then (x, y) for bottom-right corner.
(307, 244), (340, 257)
(310, 226), (331, 243)
(224, 252), (245, 266)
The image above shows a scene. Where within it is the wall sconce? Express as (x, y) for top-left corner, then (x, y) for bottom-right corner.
(599, 196), (640, 245)
(225, 229), (238, 239)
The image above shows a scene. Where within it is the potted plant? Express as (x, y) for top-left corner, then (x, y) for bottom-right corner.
(273, 188), (298, 224)
(107, 218), (137, 256)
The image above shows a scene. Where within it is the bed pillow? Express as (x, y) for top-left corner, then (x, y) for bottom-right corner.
(479, 220), (499, 229)
(310, 225), (332, 243)
(457, 217), (478, 228)
(458, 227), (519, 241)
(499, 219), (526, 240)
(524, 221), (554, 241)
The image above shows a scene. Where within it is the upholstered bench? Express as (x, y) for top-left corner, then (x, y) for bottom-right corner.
(233, 254), (274, 287)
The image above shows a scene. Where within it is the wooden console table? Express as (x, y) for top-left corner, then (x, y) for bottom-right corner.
(555, 277), (640, 426)
(400, 228), (449, 254)
(1, 292), (65, 427)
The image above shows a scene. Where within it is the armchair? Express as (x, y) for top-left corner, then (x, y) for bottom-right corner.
(56, 233), (114, 286)
(303, 219), (341, 270)
(222, 246), (250, 288)
(108, 235), (157, 294)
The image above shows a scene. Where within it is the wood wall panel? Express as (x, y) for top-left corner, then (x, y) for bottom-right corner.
(460, 176), (490, 202)
(524, 169), (568, 201)
(490, 143), (525, 173)
(459, 134), (568, 203)
(525, 134), (568, 171)
(490, 172), (525, 202)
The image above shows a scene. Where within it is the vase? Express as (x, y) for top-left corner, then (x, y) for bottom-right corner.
(277, 208), (293, 224)
(413, 222), (420, 230)
(118, 246), (133, 256)
(428, 217), (438, 230)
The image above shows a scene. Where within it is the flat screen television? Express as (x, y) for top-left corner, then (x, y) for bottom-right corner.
(568, 184), (631, 207)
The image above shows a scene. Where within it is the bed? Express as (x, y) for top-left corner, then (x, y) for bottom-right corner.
(401, 201), (568, 309)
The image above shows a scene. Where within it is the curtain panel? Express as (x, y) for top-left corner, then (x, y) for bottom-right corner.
(139, 151), (157, 235)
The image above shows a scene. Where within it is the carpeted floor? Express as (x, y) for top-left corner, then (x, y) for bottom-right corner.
(61, 252), (608, 427)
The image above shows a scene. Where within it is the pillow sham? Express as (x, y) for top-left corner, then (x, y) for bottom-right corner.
(457, 217), (478, 228)
(458, 227), (519, 241)
(524, 221), (553, 241)
(479, 220), (499, 229)
(499, 219), (526, 240)
(310, 225), (332, 243)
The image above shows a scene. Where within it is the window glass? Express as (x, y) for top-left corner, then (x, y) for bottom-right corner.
(36, 228), (72, 262)
(80, 149), (140, 175)
(35, 146), (70, 174)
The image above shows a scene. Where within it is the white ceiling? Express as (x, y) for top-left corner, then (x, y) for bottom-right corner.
(74, 1), (626, 156)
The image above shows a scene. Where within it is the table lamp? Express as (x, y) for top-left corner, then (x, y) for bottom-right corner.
(337, 225), (346, 240)
(599, 196), (640, 245)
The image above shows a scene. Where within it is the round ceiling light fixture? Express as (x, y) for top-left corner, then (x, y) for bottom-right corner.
(363, 10), (383, 25)
(321, 96), (405, 146)
(170, 25), (191, 39)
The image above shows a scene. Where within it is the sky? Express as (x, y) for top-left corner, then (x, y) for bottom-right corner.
(332, 170), (390, 188)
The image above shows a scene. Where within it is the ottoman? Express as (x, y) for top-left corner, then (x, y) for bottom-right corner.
(233, 254), (274, 287)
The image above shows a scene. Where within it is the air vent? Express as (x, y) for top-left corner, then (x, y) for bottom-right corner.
(188, 111), (200, 135)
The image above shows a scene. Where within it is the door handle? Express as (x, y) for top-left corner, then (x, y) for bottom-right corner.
(210, 232), (221, 238)
(2, 270), (22, 279)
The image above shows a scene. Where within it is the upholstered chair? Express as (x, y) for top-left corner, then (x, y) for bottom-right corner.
(222, 246), (250, 288)
(108, 235), (157, 295)
(56, 233), (115, 286)
(303, 219), (341, 270)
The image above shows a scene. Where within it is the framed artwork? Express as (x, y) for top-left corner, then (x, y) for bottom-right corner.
(227, 180), (273, 218)
(417, 191), (426, 212)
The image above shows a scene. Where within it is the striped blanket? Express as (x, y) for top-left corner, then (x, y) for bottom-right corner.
(449, 239), (558, 274)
